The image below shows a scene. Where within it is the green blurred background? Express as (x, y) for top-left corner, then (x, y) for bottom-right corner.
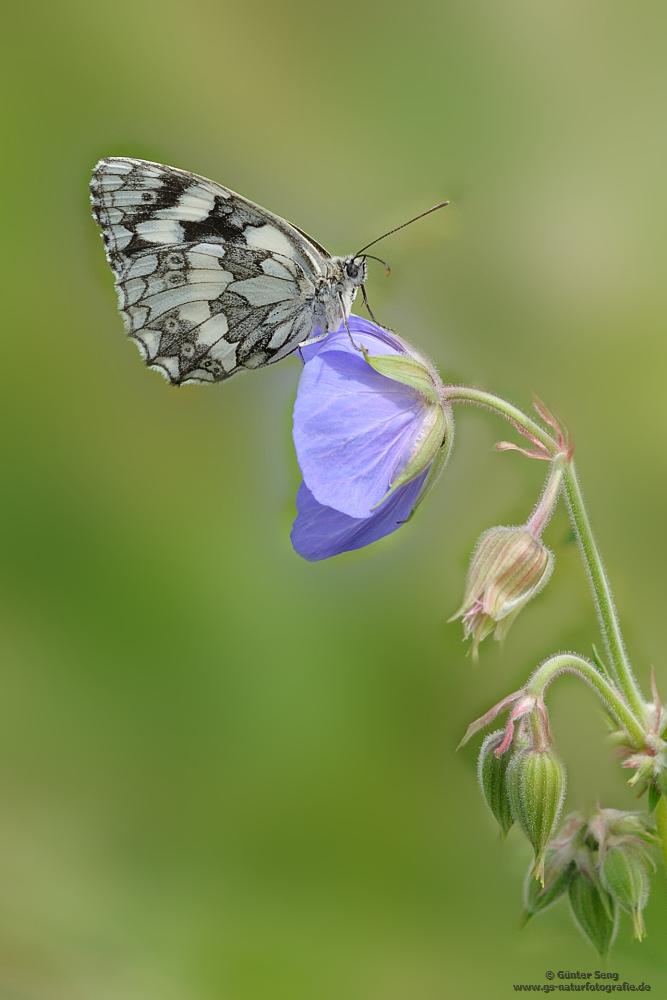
(2, 0), (667, 996)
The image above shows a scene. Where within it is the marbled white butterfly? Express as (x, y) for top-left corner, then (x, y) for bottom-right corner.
(91, 157), (447, 386)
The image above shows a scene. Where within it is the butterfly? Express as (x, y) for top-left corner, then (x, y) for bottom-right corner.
(90, 157), (376, 386)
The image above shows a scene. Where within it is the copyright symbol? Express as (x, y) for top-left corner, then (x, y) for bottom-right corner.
(545, 971), (555, 980)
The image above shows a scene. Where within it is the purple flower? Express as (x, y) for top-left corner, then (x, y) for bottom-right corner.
(291, 317), (453, 561)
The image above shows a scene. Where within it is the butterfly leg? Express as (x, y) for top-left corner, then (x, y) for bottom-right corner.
(298, 330), (329, 349)
(361, 284), (393, 333)
(338, 293), (363, 352)
(360, 284), (379, 324)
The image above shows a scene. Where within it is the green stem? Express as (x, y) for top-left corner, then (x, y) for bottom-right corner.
(442, 386), (559, 456)
(562, 462), (646, 723)
(443, 385), (647, 722)
(655, 796), (667, 874)
(525, 653), (645, 748)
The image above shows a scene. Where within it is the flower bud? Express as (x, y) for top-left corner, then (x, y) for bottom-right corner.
(477, 730), (514, 836)
(568, 870), (617, 956)
(587, 807), (656, 847)
(600, 844), (652, 940)
(507, 747), (566, 881)
(450, 527), (553, 658)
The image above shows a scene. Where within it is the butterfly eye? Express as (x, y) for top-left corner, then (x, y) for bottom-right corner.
(346, 261), (360, 279)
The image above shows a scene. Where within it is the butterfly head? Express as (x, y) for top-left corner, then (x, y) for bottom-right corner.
(343, 256), (368, 286)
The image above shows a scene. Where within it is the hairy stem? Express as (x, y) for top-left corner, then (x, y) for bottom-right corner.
(526, 653), (645, 748)
(562, 463), (646, 722)
(527, 456), (566, 538)
(655, 796), (667, 873)
(444, 385), (646, 721)
(442, 386), (559, 456)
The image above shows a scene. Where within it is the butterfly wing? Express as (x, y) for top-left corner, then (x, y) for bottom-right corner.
(90, 157), (332, 385)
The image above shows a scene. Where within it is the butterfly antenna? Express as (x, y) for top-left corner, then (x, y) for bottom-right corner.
(361, 253), (392, 276)
(355, 201), (450, 255)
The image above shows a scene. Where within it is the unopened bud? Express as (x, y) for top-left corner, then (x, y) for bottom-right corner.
(450, 527), (553, 658)
(478, 730), (514, 836)
(600, 844), (652, 941)
(507, 747), (566, 881)
(568, 871), (617, 957)
(624, 746), (667, 804)
(587, 808), (656, 848)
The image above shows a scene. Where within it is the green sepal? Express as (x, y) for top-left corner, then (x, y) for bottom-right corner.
(478, 730), (514, 837)
(656, 764), (667, 799)
(520, 858), (575, 927)
(410, 421), (454, 510)
(507, 748), (566, 881)
(362, 351), (440, 403)
(387, 404), (446, 492)
(370, 403), (453, 510)
(599, 844), (652, 940)
(568, 871), (617, 956)
(648, 781), (660, 813)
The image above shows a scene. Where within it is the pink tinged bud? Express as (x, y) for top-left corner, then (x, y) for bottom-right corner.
(622, 752), (657, 792)
(599, 845), (653, 941)
(457, 689), (532, 750)
(507, 747), (566, 882)
(478, 730), (515, 836)
(568, 871), (618, 957)
(450, 527), (553, 659)
(495, 695), (538, 756)
(587, 808), (659, 850)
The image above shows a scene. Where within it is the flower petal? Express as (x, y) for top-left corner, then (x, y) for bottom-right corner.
(293, 319), (430, 518)
(300, 315), (409, 364)
(291, 469), (429, 562)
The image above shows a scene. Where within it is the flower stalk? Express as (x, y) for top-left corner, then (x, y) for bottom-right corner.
(441, 386), (560, 457)
(526, 456), (566, 538)
(288, 319), (664, 954)
(655, 797), (667, 873)
(442, 384), (647, 725)
(524, 654), (646, 749)
(562, 461), (647, 723)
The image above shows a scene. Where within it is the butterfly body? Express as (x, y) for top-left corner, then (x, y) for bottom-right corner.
(90, 157), (367, 385)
